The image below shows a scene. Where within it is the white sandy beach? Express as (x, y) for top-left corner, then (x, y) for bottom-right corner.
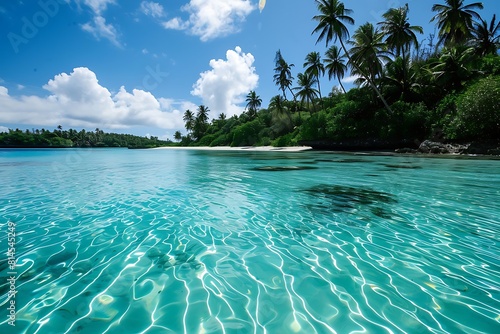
(152, 146), (313, 152)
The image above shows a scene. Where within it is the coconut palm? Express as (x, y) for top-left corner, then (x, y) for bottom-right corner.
(431, 0), (483, 46)
(174, 131), (182, 141)
(193, 105), (209, 140)
(269, 94), (292, 124)
(431, 45), (475, 91)
(349, 23), (392, 89)
(273, 50), (296, 101)
(471, 14), (500, 55)
(379, 4), (423, 60)
(324, 45), (348, 93)
(312, 0), (393, 113)
(295, 72), (320, 112)
(304, 52), (325, 104)
(245, 91), (262, 119)
(183, 109), (195, 134)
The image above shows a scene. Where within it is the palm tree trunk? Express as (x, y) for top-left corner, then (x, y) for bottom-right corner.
(339, 79), (347, 94)
(339, 38), (393, 114)
(317, 80), (324, 110)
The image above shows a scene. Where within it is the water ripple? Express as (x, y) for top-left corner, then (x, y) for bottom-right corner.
(1, 150), (499, 333)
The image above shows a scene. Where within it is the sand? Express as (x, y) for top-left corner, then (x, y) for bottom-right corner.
(152, 146), (313, 152)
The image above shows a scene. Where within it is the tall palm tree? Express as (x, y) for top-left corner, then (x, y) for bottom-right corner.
(324, 45), (348, 93)
(431, 0), (483, 46)
(471, 14), (500, 55)
(183, 109), (195, 134)
(194, 105), (210, 140)
(245, 91), (262, 119)
(349, 23), (392, 89)
(304, 52), (325, 103)
(379, 4), (423, 60)
(378, 5), (423, 102)
(295, 72), (320, 112)
(273, 50), (296, 101)
(312, 0), (393, 113)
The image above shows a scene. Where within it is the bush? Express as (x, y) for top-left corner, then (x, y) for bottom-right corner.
(272, 132), (297, 147)
(446, 76), (500, 140)
(299, 110), (328, 140)
(197, 133), (218, 146)
(384, 101), (430, 140)
(209, 133), (230, 147)
(231, 119), (264, 146)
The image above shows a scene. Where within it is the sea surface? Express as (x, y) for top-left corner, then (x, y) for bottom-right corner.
(0, 148), (499, 334)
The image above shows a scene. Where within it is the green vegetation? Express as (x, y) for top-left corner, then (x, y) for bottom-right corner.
(0, 127), (172, 149)
(176, 0), (499, 149)
(3, 1), (497, 150)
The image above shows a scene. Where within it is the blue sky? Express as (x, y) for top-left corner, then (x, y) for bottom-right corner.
(0, 0), (497, 139)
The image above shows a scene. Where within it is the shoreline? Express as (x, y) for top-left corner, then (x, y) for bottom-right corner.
(152, 146), (313, 152)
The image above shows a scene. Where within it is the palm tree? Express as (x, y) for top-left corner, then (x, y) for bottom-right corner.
(194, 105), (210, 140)
(378, 5), (423, 102)
(431, 45), (475, 91)
(174, 131), (182, 141)
(245, 91), (262, 119)
(471, 14), (500, 55)
(183, 109), (195, 134)
(324, 45), (348, 93)
(349, 23), (392, 89)
(379, 4), (423, 60)
(304, 52), (325, 104)
(295, 72), (320, 112)
(312, 0), (393, 113)
(269, 94), (293, 124)
(273, 50), (296, 101)
(382, 56), (421, 101)
(431, 0), (483, 46)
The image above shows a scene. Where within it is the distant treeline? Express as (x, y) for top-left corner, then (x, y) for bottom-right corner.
(0, 127), (172, 149)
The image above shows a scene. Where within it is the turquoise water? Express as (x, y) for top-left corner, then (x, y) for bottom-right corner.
(0, 148), (499, 334)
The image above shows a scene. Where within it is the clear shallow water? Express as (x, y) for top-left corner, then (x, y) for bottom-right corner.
(0, 148), (499, 334)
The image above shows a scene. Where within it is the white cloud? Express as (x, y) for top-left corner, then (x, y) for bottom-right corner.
(0, 67), (186, 130)
(0, 126), (9, 133)
(164, 0), (254, 41)
(17, 84), (25, 90)
(341, 75), (361, 84)
(191, 46), (258, 118)
(81, 15), (120, 46)
(81, 0), (115, 15)
(76, 0), (120, 46)
(140, 1), (165, 18)
(162, 17), (189, 30)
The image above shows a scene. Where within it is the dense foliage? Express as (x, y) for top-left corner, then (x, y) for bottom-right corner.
(176, 0), (499, 148)
(0, 127), (172, 149)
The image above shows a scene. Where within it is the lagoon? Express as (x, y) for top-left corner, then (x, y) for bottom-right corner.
(0, 148), (499, 333)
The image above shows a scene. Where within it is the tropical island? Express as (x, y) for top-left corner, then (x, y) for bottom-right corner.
(1, 0), (499, 153)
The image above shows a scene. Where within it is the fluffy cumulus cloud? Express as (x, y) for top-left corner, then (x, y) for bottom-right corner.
(140, 1), (165, 18)
(0, 67), (185, 130)
(192, 47), (258, 117)
(163, 0), (254, 41)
